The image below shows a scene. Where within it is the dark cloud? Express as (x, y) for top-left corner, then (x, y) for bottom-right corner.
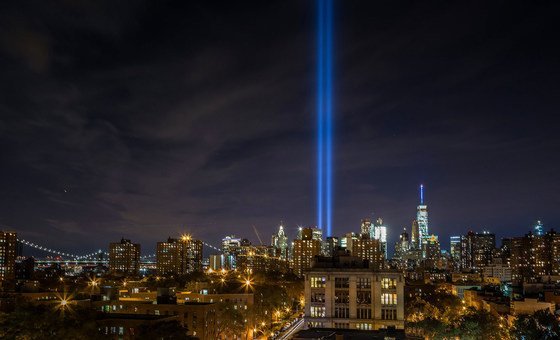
(1, 0), (559, 255)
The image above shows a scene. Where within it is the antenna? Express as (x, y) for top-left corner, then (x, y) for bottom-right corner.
(420, 184), (424, 205)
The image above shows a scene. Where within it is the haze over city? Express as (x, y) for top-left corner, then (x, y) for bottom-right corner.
(1, 0), (559, 254)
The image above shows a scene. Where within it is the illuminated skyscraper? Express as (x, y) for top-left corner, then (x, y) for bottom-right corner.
(373, 218), (388, 259)
(352, 237), (384, 270)
(533, 220), (544, 236)
(221, 235), (242, 269)
(157, 235), (203, 275)
(460, 231), (495, 272)
(417, 185), (429, 246)
(411, 220), (420, 250)
(360, 218), (372, 238)
(393, 229), (410, 260)
(109, 238), (141, 275)
(271, 223), (288, 260)
(0, 231), (17, 282)
(292, 227), (322, 277)
(450, 236), (461, 269)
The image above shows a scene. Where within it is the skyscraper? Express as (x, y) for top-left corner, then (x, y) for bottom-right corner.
(460, 231), (496, 272)
(157, 235), (203, 275)
(292, 227), (322, 277)
(373, 218), (388, 259)
(450, 236), (461, 269)
(360, 218), (372, 238)
(393, 229), (410, 260)
(0, 231), (17, 283)
(109, 238), (141, 275)
(533, 220), (544, 237)
(271, 223), (288, 260)
(221, 235), (242, 269)
(411, 220), (420, 250)
(416, 184), (429, 246)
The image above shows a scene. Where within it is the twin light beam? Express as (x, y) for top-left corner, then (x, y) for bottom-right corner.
(316, 0), (334, 236)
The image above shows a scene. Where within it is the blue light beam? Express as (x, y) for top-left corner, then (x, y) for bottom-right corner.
(316, 0), (334, 236)
(316, 0), (325, 231)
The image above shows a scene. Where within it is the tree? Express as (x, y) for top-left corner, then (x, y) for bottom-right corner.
(511, 309), (560, 339)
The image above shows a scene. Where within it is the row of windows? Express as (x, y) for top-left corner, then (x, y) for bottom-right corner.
(381, 308), (397, 320)
(356, 323), (372, 330)
(310, 306), (325, 318)
(334, 290), (349, 304)
(310, 276), (397, 289)
(310, 276), (326, 288)
(335, 277), (349, 288)
(357, 308), (371, 319)
(381, 278), (397, 289)
(334, 307), (349, 318)
(381, 293), (397, 305)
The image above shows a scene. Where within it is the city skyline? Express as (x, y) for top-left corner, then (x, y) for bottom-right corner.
(1, 1), (559, 255)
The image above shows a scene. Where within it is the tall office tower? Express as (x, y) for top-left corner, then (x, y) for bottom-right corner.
(460, 231), (496, 272)
(311, 227), (323, 241)
(296, 227), (303, 240)
(109, 238), (141, 275)
(410, 220), (420, 250)
(221, 235), (242, 269)
(304, 253), (405, 330)
(373, 218), (388, 259)
(533, 220), (544, 237)
(271, 223), (289, 260)
(393, 229), (410, 260)
(0, 231), (17, 282)
(156, 235), (203, 276)
(353, 236), (384, 270)
(416, 185), (429, 247)
(360, 218), (372, 238)
(324, 236), (339, 257)
(450, 236), (461, 269)
(424, 235), (441, 269)
(292, 227), (322, 277)
(340, 232), (358, 253)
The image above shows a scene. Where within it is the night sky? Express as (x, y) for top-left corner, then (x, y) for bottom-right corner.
(1, 1), (559, 255)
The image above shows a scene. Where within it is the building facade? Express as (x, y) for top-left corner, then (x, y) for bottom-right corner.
(292, 228), (322, 277)
(304, 255), (404, 331)
(460, 231), (496, 272)
(0, 231), (17, 283)
(157, 236), (203, 276)
(109, 238), (141, 275)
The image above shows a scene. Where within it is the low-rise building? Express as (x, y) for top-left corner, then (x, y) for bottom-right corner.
(510, 298), (554, 316)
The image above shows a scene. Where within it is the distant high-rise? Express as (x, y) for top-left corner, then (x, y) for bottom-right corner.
(393, 229), (409, 260)
(292, 227), (322, 277)
(157, 235), (203, 275)
(410, 220), (420, 250)
(221, 235), (242, 269)
(324, 236), (339, 257)
(450, 236), (461, 269)
(0, 231), (17, 282)
(416, 185), (429, 246)
(510, 229), (560, 283)
(460, 231), (496, 272)
(360, 218), (372, 238)
(533, 220), (544, 237)
(424, 235), (441, 269)
(373, 218), (388, 259)
(271, 223), (289, 260)
(109, 238), (141, 275)
(352, 236), (384, 270)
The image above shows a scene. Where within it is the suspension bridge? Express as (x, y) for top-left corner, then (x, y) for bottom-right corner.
(17, 237), (221, 264)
